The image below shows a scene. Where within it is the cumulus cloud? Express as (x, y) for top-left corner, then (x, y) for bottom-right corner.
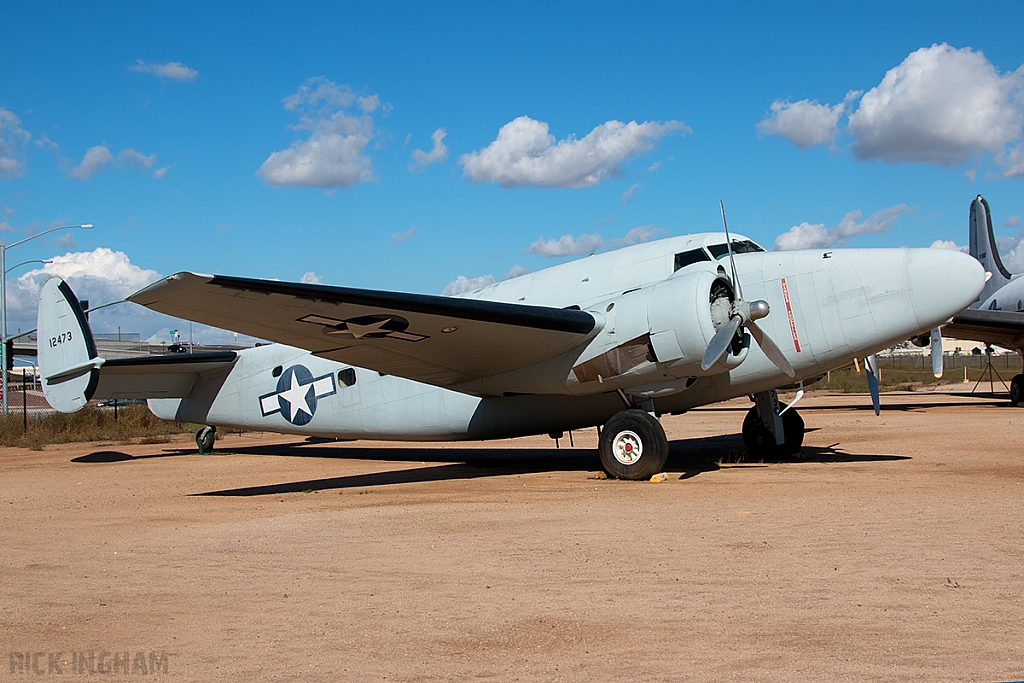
(756, 92), (860, 150)
(300, 271), (323, 284)
(760, 44), (1024, 177)
(965, 169), (977, 183)
(440, 264), (531, 296)
(69, 145), (158, 180)
(525, 233), (604, 257)
(409, 128), (448, 170)
(258, 77), (386, 189)
(129, 60), (198, 82)
(929, 239), (968, 254)
(994, 230), (1024, 273)
(773, 204), (913, 250)
(389, 226), (418, 244)
(848, 44), (1024, 166)
(0, 107), (31, 179)
(441, 274), (496, 296)
(1005, 215), (1021, 228)
(459, 116), (689, 189)
(525, 225), (667, 258)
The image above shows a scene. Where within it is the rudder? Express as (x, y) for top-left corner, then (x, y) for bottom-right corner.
(37, 278), (104, 412)
(969, 194), (1012, 307)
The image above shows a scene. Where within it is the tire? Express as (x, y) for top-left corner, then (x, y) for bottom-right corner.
(598, 409), (669, 480)
(196, 426), (216, 454)
(742, 404), (804, 459)
(1011, 375), (1024, 407)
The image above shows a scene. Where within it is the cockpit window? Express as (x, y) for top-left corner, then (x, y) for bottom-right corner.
(674, 248), (712, 272)
(707, 240), (765, 260)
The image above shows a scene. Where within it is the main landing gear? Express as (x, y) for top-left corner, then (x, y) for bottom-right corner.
(196, 425), (216, 455)
(598, 409), (669, 480)
(741, 389), (804, 459)
(1010, 374), (1023, 407)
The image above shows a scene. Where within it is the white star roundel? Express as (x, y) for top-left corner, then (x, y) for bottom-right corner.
(259, 365), (337, 426)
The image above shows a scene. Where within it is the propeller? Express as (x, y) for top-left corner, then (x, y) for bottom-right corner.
(700, 202), (796, 378)
(864, 354), (881, 415)
(930, 328), (943, 378)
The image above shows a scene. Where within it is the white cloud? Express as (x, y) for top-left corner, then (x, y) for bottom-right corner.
(965, 168), (977, 183)
(525, 233), (604, 257)
(756, 92), (859, 150)
(995, 230), (1024, 273)
(929, 239), (968, 252)
(503, 264), (529, 280)
(300, 271), (323, 284)
(848, 44), (1024, 167)
(620, 183), (641, 203)
(69, 145), (157, 180)
(441, 274), (496, 296)
(409, 128), (448, 171)
(0, 107), (31, 179)
(129, 60), (198, 82)
(459, 116), (689, 188)
(389, 226), (418, 244)
(773, 204), (913, 250)
(258, 77), (385, 189)
(1005, 215), (1021, 228)
(524, 225), (666, 258)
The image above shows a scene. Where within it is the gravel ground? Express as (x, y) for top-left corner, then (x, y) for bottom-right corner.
(1, 387), (1022, 682)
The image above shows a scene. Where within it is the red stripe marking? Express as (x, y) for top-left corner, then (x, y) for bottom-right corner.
(780, 277), (801, 353)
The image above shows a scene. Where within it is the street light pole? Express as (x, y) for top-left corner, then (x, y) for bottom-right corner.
(1, 223), (93, 416)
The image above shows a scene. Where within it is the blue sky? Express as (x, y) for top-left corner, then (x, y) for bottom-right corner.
(1, 1), (1022, 342)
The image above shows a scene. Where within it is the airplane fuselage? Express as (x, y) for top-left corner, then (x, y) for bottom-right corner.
(147, 235), (983, 441)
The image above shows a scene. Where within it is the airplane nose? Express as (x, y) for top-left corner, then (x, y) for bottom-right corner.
(905, 248), (985, 330)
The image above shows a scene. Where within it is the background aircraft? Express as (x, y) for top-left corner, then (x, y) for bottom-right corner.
(942, 195), (1024, 404)
(38, 228), (984, 479)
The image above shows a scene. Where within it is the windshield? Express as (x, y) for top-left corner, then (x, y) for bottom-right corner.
(674, 248), (713, 272)
(707, 240), (765, 260)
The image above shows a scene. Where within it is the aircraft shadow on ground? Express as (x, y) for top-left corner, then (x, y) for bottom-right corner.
(72, 450), (194, 463)
(193, 433), (907, 496)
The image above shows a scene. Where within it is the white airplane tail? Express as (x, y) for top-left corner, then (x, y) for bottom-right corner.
(36, 278), (105, 413)
(969, 194), (1012, 307)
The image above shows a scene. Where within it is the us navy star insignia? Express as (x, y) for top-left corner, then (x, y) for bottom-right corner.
(298, 313), (429, 342)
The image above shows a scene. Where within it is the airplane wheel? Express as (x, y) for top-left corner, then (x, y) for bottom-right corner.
(598, 409), (669, 480)
(1011, 375), (1024, 407)
(742, 405), (804, 459)
(196, 426), (216, 455)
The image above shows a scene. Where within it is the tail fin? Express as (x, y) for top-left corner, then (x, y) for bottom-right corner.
(969, 194), (1012, 306)
(37, 278), (104, 413)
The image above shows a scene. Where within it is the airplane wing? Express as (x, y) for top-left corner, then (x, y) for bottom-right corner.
(128, 273), (598, 388)
(96, 352), (239, 400)
(942, 309), (1024, 352)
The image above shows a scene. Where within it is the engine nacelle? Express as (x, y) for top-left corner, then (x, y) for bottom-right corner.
(564, 268), (748, 395)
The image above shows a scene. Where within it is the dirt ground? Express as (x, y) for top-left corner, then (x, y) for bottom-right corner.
(1, 386), (1022, 682)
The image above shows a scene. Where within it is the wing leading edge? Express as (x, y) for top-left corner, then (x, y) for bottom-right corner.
(943, 309), (1024, 352)
(128, 273), (599, 390)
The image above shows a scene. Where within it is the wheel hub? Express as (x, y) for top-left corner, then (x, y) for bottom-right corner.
(612, 430), (643, 465)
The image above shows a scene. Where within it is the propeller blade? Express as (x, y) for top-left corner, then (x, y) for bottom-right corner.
(930, 328), (943, 378)
(701, 316), (741, 372)
(864, 354), (880, 416)
(719, 200), (742, 299)
(748, 321), (796, 377)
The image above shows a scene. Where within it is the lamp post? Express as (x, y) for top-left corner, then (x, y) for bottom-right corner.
(1, 224), (93, 416)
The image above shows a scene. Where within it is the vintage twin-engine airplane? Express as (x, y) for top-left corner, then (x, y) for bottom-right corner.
(940, 195), (1024, 404)
(38, 213), (984, 479)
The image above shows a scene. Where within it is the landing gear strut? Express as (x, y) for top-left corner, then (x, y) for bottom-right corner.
(598, 409), (668, 480)
(196, 426), (216, 455)
(742, 389), (804, 459)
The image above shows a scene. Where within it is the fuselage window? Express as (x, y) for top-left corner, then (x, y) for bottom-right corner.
(674, 249), (712, 272)
(708, 240), (765, 260)
(338, 368), (357, 387)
